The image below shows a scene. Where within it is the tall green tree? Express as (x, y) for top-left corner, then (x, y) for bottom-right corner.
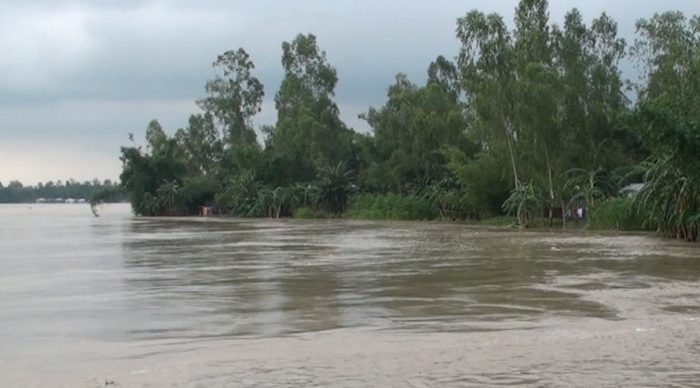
(145, 119), (167, 153)
(120, 121), (188, 216)
(174, 112), (223, 176)
(457, 1), (632, 225)
(198, 48), (264, 147)
(191, 49), (265, 209)
(362, 65), (471, 193)
(511, 0), (563, 222)
(265, 33), (355, 185)
(457, 10), (520, 188)
(632, 12), (700, 241)
(553, 10), (629, 171)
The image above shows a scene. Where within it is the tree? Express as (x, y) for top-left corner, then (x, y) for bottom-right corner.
(427, 55), (461, 100)
(145, 119), (167, 153)
(632, 12), (700, 240)
(511, 0), (562, 224)
(502, 180), (544, 227)
(456, 1), (633, 225)
(445, 147), (511, 218)
(174, 112), (223, 176)
(120, 123), (187, 216)
(198, 48), (264, 147)
(156, 180), (180, 216)
(265, 33), (355, 185)
(457, 10), (520, 188)
(317, 161), (354, 214)
(563, 167), (614, 213)
(362, 67), (471, 193)
(553, 10), (629, 171)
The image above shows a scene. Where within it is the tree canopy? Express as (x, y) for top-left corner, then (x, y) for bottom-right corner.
(114, 2), (700, 241)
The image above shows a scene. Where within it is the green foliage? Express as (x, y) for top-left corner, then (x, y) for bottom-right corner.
(265, 33), (356, 185)
(632, 12), (700, 241)
(197, 48), (263, 147)
(346, 194), (437, 221)
(480, 216), (517, 226)
(502, 181), (544, 227)
(589, 197), (653, 231)
(174, 113), (222, 176)
(563, 168), (615, 210)
(456, 1), (634, 228)
(457, 9), (520, 188)
(180, 176), (220, 214)
(317, 161), (354, 214)
(120, 128), (188, 216)
(636, 157), (700, 240)
(108, 4), (700, 244)
(418, 177), (469, 220)
(215, 171), (265, 217)
(145, 120), (167, 153)
(155, 180), (181, 216)
(445, 147), (511, 218)
(0, 179), (125, 204)
(361, 69), (472, 193)
(293, 206), (326, 219)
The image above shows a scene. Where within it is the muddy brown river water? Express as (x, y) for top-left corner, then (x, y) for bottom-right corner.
(0, 204), (699, 387)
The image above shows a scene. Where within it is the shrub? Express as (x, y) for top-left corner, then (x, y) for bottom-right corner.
(293, 206), (318, 219)
(345, 193), (437, 220)
(589, 197), (654, 231)
(480, 216), (517, 226)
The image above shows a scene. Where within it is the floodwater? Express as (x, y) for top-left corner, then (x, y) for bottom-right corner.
(1, 204), (699, 387)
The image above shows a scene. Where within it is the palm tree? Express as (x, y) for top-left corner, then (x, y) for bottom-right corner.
(563, 168), (614, 223)
(288, 182), (321, 210)
(271, 186), (293, 218)
(156, 180), (180, 216)
(636, 156), (700, 241)
(502, 180), (543, 227)
(251, 186), (273, 218)
(317, 161), (354, 214)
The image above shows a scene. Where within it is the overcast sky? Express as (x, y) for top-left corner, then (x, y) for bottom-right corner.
(1, 0), (698, 185)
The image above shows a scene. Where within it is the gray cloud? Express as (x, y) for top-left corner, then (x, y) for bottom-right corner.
(1, 0), (698, 184)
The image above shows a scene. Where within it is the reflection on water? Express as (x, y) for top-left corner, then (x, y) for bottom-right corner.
(1, 204), (699, 387)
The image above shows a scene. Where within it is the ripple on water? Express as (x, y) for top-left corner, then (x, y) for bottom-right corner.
(1, 204), (700, 387)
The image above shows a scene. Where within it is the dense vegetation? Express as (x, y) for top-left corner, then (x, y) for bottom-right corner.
(0, 179), (125, 204)
(117, 1), (700, 241)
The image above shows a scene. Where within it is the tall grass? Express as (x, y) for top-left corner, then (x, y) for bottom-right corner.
(292, 206), (327, 219)
(589, 197), (654, 231)
(345, 194), (437, 221)
(636, 157), (700, 241)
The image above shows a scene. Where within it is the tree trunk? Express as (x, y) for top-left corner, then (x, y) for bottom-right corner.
(544, 145), (555, 227)
(561, 200), (566, 229)
(506, 133), (520, 189)
(502, 115), (520, 189)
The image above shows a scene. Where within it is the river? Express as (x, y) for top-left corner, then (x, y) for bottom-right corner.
(0, 203), (698, 387)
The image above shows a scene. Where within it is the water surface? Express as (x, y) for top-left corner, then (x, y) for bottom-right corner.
(1, 204), (699, 387)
